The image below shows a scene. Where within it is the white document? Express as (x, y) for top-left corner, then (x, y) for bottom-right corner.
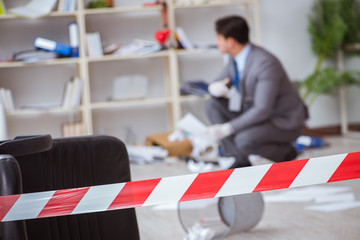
(176, 113), (207, 136)
(126, 145), (168, 163)
(315, 192), (355, 203)
(9, 0), (57, 19)
(264, 185), (352, 203)
(306, 201), (360, 212)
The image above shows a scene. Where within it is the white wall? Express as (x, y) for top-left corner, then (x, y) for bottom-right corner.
(258, 0), (360, 128)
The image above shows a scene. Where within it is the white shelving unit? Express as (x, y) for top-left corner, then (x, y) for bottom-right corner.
(0, 0), (259, 143)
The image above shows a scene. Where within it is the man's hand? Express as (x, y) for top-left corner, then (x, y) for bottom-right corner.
(206, 123), (233, 140)
(208, 78), (231, 98)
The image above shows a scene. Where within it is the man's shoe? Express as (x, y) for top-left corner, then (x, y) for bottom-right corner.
(283, 146), (298, 162)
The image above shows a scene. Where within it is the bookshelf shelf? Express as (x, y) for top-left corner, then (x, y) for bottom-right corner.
(91, 97), (172, 110)
(0, 58), (79, 69)
(0, 11), (76, 19)
(179, 95), (209, 102)
(0, 0), (259, 141)
(175, 49), (220, 56)
(51, 11), (78, 17)
(0, 13), (19, 19)
(173, 1), (249, 9)
(84, 5), (162, 15)
(86, 50), (170, 62)
(6, 107), (82, 117)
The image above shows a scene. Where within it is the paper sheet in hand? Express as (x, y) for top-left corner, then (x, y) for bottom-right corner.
(176, 113), (207, 135)
(9, 0), (57, 19)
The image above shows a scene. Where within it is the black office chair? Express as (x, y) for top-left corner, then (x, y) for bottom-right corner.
(0, 134), (140, 240)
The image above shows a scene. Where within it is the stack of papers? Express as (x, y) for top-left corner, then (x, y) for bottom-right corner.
(264, 185), (360, 212)
(114, 39), (162, 56)
(9, 0), (57, 19)
(127, 145), (168, 164)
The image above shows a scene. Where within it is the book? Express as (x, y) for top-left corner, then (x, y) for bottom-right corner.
(62, 76), (83, 108)
(70, 77), (83, 107)
(68, 22), (79, 57)
(58, 0), (76, 12)
(34, 37), (72, 56)
(175, 27), (194, 50)
(0, 88), (15, 111)
(62, 122), (86, 137)
(62, 80), (73, 107)
(12, 49), (59, 62)
(86, 32), (103, 57)
(0, 0), (6, 15)
(57, 0), (64, 11)
(69, 0), (77, 12)
(5, 89), (15, 111)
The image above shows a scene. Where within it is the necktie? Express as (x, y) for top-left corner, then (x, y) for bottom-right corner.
(232, 60), (240, 91)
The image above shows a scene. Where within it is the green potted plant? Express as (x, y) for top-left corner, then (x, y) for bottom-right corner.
(87, 0), (113, 9)
(296, 0), (360, 106)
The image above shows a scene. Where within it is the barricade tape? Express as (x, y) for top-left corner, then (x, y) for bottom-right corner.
(1, 152), (360, 222)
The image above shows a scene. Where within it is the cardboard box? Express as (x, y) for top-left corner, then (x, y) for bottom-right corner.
(146, 132), (192, 157)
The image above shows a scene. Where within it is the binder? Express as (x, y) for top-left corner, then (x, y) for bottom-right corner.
(0, 88), (15, 111)
(68, 22), (79, 57)
(34, 37), (71, 56)
(86, 32), (103, 57)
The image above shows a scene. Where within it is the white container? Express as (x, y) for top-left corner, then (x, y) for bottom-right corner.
(112, 74), (148, 100)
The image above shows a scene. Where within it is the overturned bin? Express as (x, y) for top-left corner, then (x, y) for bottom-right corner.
(178, 192), (264, 239)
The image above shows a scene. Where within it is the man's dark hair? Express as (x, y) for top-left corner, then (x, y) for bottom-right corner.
(215, 15), (249, 44)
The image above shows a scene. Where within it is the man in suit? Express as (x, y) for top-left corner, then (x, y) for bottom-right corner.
(206, 15), (308, 168)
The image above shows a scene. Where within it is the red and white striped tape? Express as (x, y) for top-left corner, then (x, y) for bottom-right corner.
(1, 152), (360, 222)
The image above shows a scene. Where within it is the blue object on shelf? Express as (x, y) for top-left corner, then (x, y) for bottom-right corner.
(34, 37), (71, 57)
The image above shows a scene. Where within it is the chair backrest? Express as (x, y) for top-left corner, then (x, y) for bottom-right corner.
(1, 135), (139, 240)
(0, 155), (27, 240)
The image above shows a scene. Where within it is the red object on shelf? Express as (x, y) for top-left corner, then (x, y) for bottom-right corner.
(155, 29), (170, 45)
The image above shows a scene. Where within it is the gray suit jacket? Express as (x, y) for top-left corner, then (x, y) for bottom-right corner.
(214, 44), (308, 132)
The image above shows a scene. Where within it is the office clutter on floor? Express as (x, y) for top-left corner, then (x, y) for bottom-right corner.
(182, 222), (215, 240)
(127, 145), (169, 164)
(146, 131), (193, 157)
(128, 112), (328, 171)
(294, 135), (326, 152)
(127, 113), (235, 172)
